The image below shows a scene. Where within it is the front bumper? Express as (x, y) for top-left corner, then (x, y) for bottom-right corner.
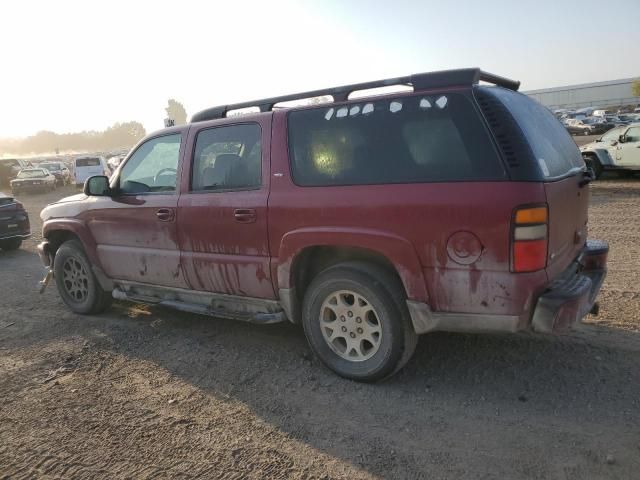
(37, 240), (52, 266)
(531, 239), (608, 333)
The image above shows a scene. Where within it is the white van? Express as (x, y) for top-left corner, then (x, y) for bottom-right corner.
(74, 156), (109, 187)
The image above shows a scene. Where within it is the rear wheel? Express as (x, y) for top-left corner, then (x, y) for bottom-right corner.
(0, 238), (22, 251)
(53, 240), (112, 314)
(302, 262), (417, 382)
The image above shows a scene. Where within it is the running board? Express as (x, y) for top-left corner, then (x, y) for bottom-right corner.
(112, 287), (286, 325)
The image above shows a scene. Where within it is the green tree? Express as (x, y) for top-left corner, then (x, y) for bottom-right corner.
(165, 99), (188, 125)
(632, 80), (640, 97)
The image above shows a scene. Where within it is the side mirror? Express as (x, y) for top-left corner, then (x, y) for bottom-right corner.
(84, 175), (111, 196)
(618, 135), (626, 143)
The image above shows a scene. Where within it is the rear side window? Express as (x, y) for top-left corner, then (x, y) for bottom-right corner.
(288, 93), (504, 186)
(487, 88), (584, 178)
(191, 124), (262, 191)
(76, 158), (101, 167)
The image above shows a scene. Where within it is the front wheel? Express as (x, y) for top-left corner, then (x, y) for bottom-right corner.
(302, 262), (417, 382)
(584, 155), (603, 179)
(53, 240), (112, 314)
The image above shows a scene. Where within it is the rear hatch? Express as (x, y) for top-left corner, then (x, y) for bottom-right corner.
(475, 86), (589, 280)
(0, 194), (29, 237)
(75, 158), (104, 182)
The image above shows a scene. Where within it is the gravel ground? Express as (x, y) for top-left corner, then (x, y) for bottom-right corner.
(1, 180), (639, 480)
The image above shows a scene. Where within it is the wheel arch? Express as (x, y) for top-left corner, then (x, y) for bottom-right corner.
(276, 228), (429, 323)
(581, 148), (615, 167)
(42, 219), (101, 268)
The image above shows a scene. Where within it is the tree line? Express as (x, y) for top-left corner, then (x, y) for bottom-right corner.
(0, 121), (147, 156)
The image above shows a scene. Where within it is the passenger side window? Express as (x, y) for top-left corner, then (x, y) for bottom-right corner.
(191, 124), (261, 191)
(288, 93), (504, 186)
(625, 127), (640, 143)
(119, 134), (181, 194)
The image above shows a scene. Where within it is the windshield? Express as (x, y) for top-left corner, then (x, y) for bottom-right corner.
(17, 169), (47, 178)
(40, 163), (61, 171)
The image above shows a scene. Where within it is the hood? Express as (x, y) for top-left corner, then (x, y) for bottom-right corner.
(40, 193), (88, 221)
(579, 140), (605, 152)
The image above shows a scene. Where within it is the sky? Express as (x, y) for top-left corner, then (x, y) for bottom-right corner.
(1, 0), (638, 138)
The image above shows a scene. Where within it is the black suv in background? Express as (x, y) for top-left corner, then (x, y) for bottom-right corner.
(0, 192), (30, 250)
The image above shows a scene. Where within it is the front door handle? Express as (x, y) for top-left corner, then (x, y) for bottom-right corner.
(156, 208), (175, 222)
(234, 208), (257, 223)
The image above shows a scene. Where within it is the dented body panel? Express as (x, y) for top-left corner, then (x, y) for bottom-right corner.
(176, 115), (275, 299)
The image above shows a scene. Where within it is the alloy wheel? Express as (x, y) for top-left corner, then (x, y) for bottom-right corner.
(319, 290), (382, 362)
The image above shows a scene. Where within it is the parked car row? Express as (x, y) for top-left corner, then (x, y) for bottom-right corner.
(556, 108), (640, 136)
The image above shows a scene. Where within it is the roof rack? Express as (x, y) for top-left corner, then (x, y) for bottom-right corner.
(191, 68), (520, 122)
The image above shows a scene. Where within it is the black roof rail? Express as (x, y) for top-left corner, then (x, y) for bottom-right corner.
(191, 68), (520, 122)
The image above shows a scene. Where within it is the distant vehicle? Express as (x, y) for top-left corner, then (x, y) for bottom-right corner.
(39, 161), (72, 186)
(38, 67), (607, 381)
(617, 114), (636, 122)
(581, 117), (616, 134)
(592, 109), (614, 117)
(580, 123), (640, 178)
(107, 155), (125, 172)
(0, 192), (30, 251)
(0, 158), (32, 186)
(564, 118), (593, 135)
(74, 156), (109, 187)
(10, 168), (57, 194)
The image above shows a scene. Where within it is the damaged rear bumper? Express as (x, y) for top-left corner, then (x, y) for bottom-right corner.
(407, 239), (608, 335)
(531, 239), (608, 333)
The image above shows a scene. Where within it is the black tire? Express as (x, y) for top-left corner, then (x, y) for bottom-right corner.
(0, 238), (22, 251)
(301, 262), (418, 382)
(53, 239), (112, 314)
(584, 155), (603, 179)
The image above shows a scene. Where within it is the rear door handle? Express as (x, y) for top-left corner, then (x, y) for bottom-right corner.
(234, 208), (257, 223)
(156, 208), (175, 222)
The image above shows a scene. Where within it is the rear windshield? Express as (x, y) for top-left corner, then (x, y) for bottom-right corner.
(17, 169), (46, 178)
(0, 196), (14, 206)
(288, 92), (505, 186)
(40, 163), (61, 171)
(488, 88), (584, 178)
(76, 158), (101, 167)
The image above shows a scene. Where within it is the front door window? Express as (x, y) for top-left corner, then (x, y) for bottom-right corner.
(119, 134), (182, 194)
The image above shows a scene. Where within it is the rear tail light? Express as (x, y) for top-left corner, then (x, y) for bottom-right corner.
(511, 205), (548, 272)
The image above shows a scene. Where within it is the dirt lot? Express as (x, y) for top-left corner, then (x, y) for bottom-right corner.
(1, 179), (639, 480)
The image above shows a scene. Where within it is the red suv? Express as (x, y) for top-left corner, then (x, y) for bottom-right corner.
(38, 69), (608, 381)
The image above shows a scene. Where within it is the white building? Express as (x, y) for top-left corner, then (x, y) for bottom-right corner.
(524, 78), (638, 110)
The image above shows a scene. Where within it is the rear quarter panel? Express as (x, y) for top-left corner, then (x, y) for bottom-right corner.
(269, 111), (549, 315)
